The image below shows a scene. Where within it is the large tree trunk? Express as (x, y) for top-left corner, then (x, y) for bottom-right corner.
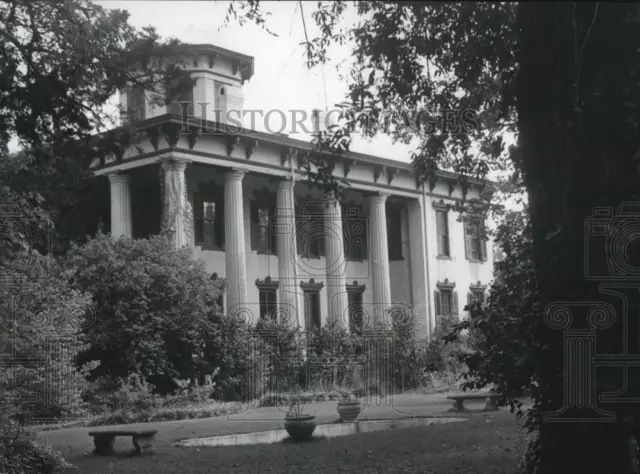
(517, 3), (640, 473)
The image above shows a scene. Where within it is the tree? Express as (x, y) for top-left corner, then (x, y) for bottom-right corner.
(228, 2), (640, 472)
(0, 2), (193, 470)
(0, 0), (193, 256)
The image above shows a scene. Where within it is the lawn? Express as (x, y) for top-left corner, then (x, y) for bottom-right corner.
(60, 411), (525, 474)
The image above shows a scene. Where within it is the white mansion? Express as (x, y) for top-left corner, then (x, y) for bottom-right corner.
(92, 43), (493, 338)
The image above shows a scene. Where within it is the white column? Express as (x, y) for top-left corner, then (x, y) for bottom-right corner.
(369, 192), (392, 325)
(161, 159), (189, 248)
(275, 179), (300, 326)
(108, 172), (132, 239)
(224, 169), (248, 317)
(408, 198), (430, 338)
(324, 192), (349, 327)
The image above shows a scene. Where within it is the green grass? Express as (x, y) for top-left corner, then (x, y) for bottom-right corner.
(62, 411), (526, 474)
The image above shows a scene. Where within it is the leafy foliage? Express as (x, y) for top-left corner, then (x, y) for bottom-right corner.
(65, 232), (222, 394)
(445, 210), (537, 406)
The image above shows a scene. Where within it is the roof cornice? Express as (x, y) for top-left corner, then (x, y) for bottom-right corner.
(93, 114), (496, 192)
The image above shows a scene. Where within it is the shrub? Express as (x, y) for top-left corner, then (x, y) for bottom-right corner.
(0, 415), (72, 474)
(205, 315), (271, 401)
(65, 232), (222, 394)
(306, 319), (363, 392)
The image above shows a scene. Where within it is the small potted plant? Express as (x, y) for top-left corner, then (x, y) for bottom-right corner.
(284, 399), (316, 440)
(337, 392), (362, 422)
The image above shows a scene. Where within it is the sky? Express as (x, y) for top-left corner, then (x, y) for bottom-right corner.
(95, 0), (421, 162)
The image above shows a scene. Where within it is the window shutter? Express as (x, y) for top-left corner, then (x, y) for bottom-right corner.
(481, 223), (488, 260)
(464, 221), (471, 259)
(250, 200), (259, 251)
(215, 196), (225, 248)
(270, 200), (277, 255)
(434, 290), (441, 316)
(452, 291), (459, 319)
(125, 87), (135, 122)
(467, 292), (473, 308)
(192, 193), (202, 219)
(304, 293), (310, 328)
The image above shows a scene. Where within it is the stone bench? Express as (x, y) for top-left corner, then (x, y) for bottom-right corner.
(88, 429), (158, 456)
(446, 393), (499, 412)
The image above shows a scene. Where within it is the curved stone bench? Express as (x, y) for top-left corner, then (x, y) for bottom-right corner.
(446, 393), (499, 412)
(88, 429), (158, 456)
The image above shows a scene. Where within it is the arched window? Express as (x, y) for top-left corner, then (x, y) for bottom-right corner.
(219, 86), (226, 96)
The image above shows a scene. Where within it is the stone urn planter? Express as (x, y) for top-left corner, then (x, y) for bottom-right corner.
(284, 414), (317, 440)
(284, 399), (316, 440)
(337, 398), (362, 422)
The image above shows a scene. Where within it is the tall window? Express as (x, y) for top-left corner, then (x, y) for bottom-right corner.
(342, 204), (367, 261)
(250, 191), (277, 255)
(467, 282), (487, 310)
(347, 281), (366, 335)
(193, 190), (224, 250)
(166, 67), (194, 120)
(470, 290), (485, 304)
(434, 279), (458, 326)
(296, 200), (325, 259)
(126, 86), (146, 122)
(435, 209), (450, 257)
(214, 82), (228, 123)
(386, 201), (403, 260)
(464, 218), (487, 261)
(301, 280), (323, 330)
(256, 277), (278, 320)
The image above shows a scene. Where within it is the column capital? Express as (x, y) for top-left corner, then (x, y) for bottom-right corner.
(159, 157), (190, 172)
(225, 168), (246, 181)
(369, 192), (389, 204)
(108, 172), (131, 184)
(277, 178), (295, 190)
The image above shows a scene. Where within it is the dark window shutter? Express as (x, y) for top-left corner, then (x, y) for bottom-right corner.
(259, 290), (266, 319)
(452, 291), (459, 319)
(215, 195), (225, 248)
(250, 200), (259, 251)
(270, 200), (277, 255)
(193, 193), (203, 244)
(467, 292), (473, 307)
(464, 222), (471, 259)
(481, 223), (488, 260)
(434, 290), (441, 316)
(126, 87), (135, 122)
(304, 293), (310, 328)
(312, 292), (321, 328)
